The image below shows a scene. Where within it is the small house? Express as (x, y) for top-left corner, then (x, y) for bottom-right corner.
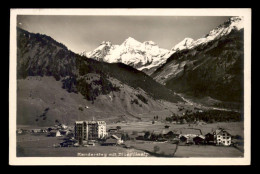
(163, 131), (178, 139)
(179, 135), (188, 142)
(213, 128), (232, 146)
(205, 133), (215, 145)
(193, 135), (205, 145)
(49, 130), (62, 137)
(179, 135), (194, 145)
(60, 130), (70, 136)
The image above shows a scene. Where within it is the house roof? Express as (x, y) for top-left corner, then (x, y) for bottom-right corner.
(205, 133), (214, 136)
(193, 135), (205, 140)
(165, 131), (174, 135)
(180, 128), (201, 135)
(215, 129), (231, 136)
(111, 135), (120, 140)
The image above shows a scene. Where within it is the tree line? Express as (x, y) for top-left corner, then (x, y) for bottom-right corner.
(165, 110), (242, 123)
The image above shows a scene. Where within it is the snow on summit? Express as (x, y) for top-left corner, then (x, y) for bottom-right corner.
(80, 17), (244, 74)
(182, 16), (244, 50)
(81, 37), (171, 71)
(171, 38), (194, 51)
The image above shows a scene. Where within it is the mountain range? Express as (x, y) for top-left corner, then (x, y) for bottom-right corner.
(17, 27), (184, 126)
(81, 17), (243, 77)
(152, 16), (244, 106)
(16, 16), (244, 126)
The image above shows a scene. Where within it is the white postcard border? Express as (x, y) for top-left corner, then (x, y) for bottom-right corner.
(9, 8), (251, 165)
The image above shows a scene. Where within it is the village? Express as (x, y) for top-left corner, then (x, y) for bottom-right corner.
(16, 118), (244, 157)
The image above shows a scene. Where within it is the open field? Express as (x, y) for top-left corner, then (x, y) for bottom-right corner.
(17, 134), (148, 157)
(125, 140), (177, 157)
(174, 145), (243, 157)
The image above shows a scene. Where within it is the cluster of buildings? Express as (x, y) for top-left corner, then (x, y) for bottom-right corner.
(16, 123), (74, 137)
(74, 120), (233, 146)
(178, 128), (232, 146)
(18, 119), (234, 147)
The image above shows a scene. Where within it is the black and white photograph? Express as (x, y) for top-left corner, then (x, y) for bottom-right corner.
(9, 8), (251, 165)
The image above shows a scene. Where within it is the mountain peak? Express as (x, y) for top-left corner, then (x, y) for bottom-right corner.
(123, 37), (141, 46)
(175, 16), (244, 51)
(172, 37), (194, 51)
(143, 41), (157, 46)
(100, 41), (112, 47)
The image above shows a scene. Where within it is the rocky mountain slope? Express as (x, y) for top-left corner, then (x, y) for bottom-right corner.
(17, 27), (184, 126)
(151, 17), (244, 105)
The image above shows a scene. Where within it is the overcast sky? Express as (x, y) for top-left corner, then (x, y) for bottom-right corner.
(17, 15), (231, 53)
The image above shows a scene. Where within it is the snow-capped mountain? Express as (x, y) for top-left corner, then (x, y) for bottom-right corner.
(151, 16), (244, 104)
(172, 38), (194, 51)
(170, 16), (244, 51)
(81, 16), (243, 75)
(81, 37), (172, 74)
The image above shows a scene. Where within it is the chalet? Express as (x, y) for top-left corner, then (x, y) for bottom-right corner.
(178, 128), (202, 141)
(179, 135), (193, 145)
(193, 135), (205, 145)
(213, 128), (232, 146)
(60, 130), (70, 136)
(163, 131), (178, 139)
(179, 135), (188, 142)
(205, 133), (215, 145)
(48, 130), (62, 137)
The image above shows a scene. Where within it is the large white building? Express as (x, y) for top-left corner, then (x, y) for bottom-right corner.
(213, 128), (232, 146)
(75, 121), (107, 144)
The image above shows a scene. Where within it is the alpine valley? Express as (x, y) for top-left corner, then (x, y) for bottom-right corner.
(16, 16), (244, 126)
